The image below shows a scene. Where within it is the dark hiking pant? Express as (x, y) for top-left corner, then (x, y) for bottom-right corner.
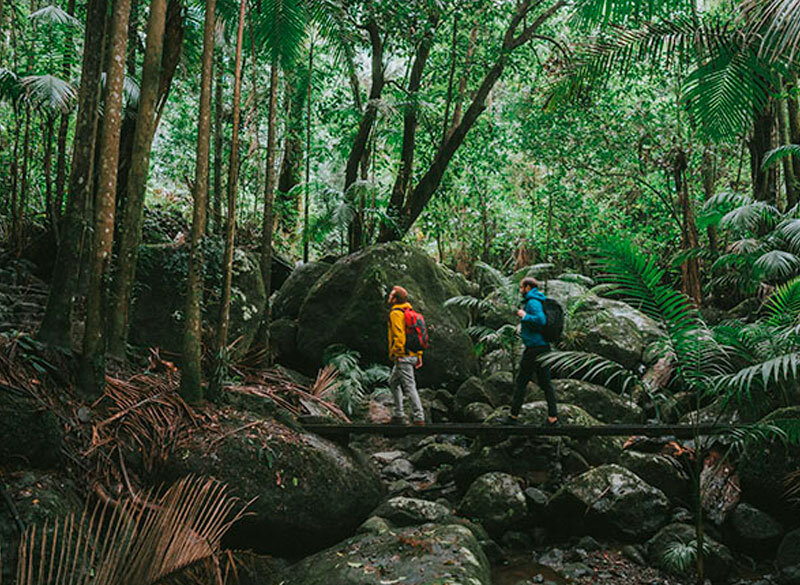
(512, 345), (557, 418)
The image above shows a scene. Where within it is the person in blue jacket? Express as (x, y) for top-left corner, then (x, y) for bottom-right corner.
(512, 277), (558, 425)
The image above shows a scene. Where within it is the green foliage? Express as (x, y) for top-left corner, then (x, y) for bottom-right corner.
(662, 539), (712, 574)
(323, 345), (390, 416)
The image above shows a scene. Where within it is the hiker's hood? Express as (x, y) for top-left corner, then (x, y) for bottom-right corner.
(524, 288), (546, 302)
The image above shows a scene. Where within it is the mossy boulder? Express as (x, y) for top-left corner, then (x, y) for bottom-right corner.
(373, 497), (453, 526)
(0, 387), (63, 468)
(617, 450), (690, 503)
(296, 243), (477, 388)
(516, 402), (625, 465)
(274, 523), (491, 585)
(737, 406), (800, 520)
(156, 408), (384, 557)
(725, 502), (784, 558)
(0, 471), (83, 584)
(455, 377), (496, 413)
(458, 472), (527, 536)
(409, 442), (470, 469)
(549, 464), (670, 540)
(131, 245), (272, 359)
(552, 379), (642, 423)
(646, 523), (733, 584)
(272, 261), (332, 320)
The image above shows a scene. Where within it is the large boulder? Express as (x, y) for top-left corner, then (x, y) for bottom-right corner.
(0, 387), (63, 468)
(274, 523), (491, 585)
(549, 464), (670, 540)
(517, 402), (625, 465)
(296, 243), (478, 388)
(131, 245), (272, 358)
(552, 379), (642, 423)
(737, 406), (800, 520)
(272, 261), (332, 320)
(0, 471), (83, 584)
(646, 523), (733, 584)
(156, 408), (384, 557)
(617, 450), (690, 503)
(458, 472), (527, 536)
(778, 528), (800, 569)
(372, 497), (452, 526)
(726, 503), (784, 558)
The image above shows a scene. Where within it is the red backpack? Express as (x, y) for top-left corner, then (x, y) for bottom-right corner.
(394, 307), (430, 352)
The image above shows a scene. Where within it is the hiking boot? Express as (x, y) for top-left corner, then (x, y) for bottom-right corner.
(388, 416), (406, 425)
(412, 419), (425, 426)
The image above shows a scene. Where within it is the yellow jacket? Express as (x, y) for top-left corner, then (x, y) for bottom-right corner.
(388, 302), (423, 361)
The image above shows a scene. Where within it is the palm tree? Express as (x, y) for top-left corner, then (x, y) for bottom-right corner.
(180, 0), (219, 403)
(78, 0), (132, 397)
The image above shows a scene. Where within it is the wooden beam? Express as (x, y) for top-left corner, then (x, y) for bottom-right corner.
(301, 422), (730, 440)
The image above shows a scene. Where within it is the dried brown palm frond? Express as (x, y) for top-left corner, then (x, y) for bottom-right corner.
(309, 365), (340, 399)
(12, 476), (247, 585)
(785, 468), (800, 502)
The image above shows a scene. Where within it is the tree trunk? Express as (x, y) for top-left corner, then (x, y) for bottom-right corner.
(449, 23), (478, 137)
(303, 39), (314, 263)
(674, 148), (702, 305)
(126, 0), (138, 75)
(212, 44), (224, 233)
(379, 18), (438, 243)
(778, 95), (798, 209)
(179, 0), (217, 403)
(701, 148), (718, 254)
(16, 105), (31, 255)
(441, 13), (458, 146)
(78, 0), (132, 397)
(749, 101), (777, 204)
(38, 0), (107, 348)
(43, 117), (55, 228)
(345, 19), (383, 252)
(787, 79), (800, 205)
(277, 64), (307, 239)
(210, 0), (246, 399)
(108, 0), (168, 359)
(260, 63), (279, 364)
(54, 0), (77, 224)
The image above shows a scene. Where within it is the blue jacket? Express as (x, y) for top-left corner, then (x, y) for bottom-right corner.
(520, 288), (548, 348)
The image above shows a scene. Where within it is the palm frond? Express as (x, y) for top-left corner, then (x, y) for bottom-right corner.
(742, 0), (800, 62)
(28, 4), (82, 27)
(253, 0), (309, 67)
(444, 295), (494, 313)
(540, 350), (639, 393)
(575, 0), (695, 27)
(764, 275), (800, 326)
(754, 249), (800, 281)
(310, 364), (340, 398)
(719, 201), (781, 232)
(763, 144), (800, 170)
(776, 218), (800, 251)
(14, 476), (245, 585)
(20, 74), (76, 114)
(0, 68), (23, 104)
(715, 352), (800, 402)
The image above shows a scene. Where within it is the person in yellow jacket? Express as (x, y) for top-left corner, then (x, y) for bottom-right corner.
(387, 285), (425, 425)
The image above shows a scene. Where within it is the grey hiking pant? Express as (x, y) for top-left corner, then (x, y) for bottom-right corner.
(390, 356), (424, 421)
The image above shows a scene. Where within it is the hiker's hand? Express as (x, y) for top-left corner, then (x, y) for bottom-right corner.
(517, 309), (526, 318)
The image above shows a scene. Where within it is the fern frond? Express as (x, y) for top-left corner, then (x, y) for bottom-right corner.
(540, 350), (639, 393)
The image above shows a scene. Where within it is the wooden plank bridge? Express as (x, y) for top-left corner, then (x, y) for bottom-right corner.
(301, 422), (731, 440)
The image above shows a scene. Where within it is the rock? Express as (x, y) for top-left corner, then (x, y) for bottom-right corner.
(0, 387), (63, 468)
(540, 279), (590, 308)
(483, 371), (516, 405)
(562, 562), (593, 579)
(272, 261), (332, 320)
(276, 523), (491, 585)
(617, 450), (690, 503)
(357, 515), (392, 535)
(296, 243), (477, 388)
(452, 438), (559, 491)
(524, 486), (550, 512)
(463, 401), (494, 422)
(455, 377), (496, 413)
(557, 273), (595, 287)
(552, 379), (642, 423)
(459, 472), (527, 536)
(778, 529), (800, 569)
(517, 402), (625, 465)
(131, 245), (270, 358)
(269, 318), (301, 367)
(382, 458), (414, 480)
(726, 503), (783, 558)
(501, 530), (533, 551)
(372, 450), (407, 465)
(156, 409), (384, 557)
(577, 535), (603, 552)
(0, 471), (83, 584)
(679, 397), (741, 426)
(549, 464), (670, 540)
(738, 407), (800, 518)
(621, 544), (647, 566)
(646, 523), (733, 584)
(373, 496), (452, 526)
(409, 443), (469, 469)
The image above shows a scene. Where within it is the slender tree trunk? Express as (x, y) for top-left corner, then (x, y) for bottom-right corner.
(78, 0), (132, 397)
(449, 23), (478, 137)
(210, 0), (246, 399)
(303, 38), (313, 263)
(674, 148), (702, 305)
(16, 105), (31, 255)
(778, 95), (798, 209)
(260, 63), (279, 363)
(701, 148), (718, 254)
(345, 19), (383, 251)
(43, 117), (55, 228)
(9, 115), (19, 227)
(277, 63), (307, 239)
(749, 101), (777, 204)
(212, 44), (224, 233)
(38, 0), (107, 348)
(108, 0), (168, 359)
(54, 0), (77, 224)
(442, 13), (458, 146)
(787, 78), (800, 204)
(179, 0), (217, 403)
